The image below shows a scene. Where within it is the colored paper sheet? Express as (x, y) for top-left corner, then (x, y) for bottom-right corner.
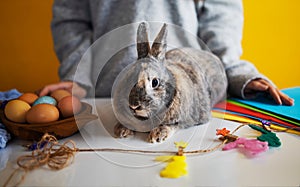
(230, 87), (300, 123)
(212, 110), (260, 124)
(228, 100), (300, 126)
(214, 102), (298, 129)
(213, 108), (300, 131)
(211, 111), (300, 136)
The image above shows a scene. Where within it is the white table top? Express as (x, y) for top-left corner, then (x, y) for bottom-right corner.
(1, 99), (300, 186)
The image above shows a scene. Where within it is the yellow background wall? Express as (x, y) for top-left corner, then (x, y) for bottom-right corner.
(0, 0), (299, 93)
(242, 0), (300, 89)
(0, 1), (59, 93)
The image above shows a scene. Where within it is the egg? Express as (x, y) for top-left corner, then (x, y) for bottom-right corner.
(32, 96), (57, 106)
(26, 104), (59, 123)
(18, 92), (39, 105)
(4, 99), (31, 123)
(50, 89), (71, 102)
(58, 96), (82, 118)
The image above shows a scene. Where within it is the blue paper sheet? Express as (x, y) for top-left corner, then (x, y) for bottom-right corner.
(230, 87), (300, 122)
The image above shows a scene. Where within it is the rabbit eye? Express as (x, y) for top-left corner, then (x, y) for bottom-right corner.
(151, 78), (159, 89)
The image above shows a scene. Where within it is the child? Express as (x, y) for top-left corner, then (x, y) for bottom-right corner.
(39, 0), (293, 106)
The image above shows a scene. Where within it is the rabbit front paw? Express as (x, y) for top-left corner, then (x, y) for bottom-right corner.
(148, 125), (174, 143)
(114, 123), (134, 138)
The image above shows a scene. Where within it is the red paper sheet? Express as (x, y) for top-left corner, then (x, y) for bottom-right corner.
(214, 101), (296, 129)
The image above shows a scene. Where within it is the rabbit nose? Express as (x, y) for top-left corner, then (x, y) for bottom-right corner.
(130, 104), (142, 111)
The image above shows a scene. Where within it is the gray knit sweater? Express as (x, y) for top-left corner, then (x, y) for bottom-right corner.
(51, 0), (269, 98)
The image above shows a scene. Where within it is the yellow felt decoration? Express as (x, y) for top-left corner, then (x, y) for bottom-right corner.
(159, 156), (187, 178)
(154, 155), (174, 162)
(155, 141), (188, 178)
(174, 141), (188, 149)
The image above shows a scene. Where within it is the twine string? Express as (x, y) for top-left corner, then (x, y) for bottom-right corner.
(4, 123), (249, 186)
(4, 134), (77, 187)
(17, 134), (76, 170)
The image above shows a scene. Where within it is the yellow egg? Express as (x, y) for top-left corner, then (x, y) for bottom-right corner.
(18, 92), (39, 105)
(4, 99), (31, 123)
(50, 89), (71, 102)
(26, 104), (59, 123)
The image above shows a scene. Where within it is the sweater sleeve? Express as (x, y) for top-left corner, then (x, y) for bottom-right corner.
(51, 0), (93, 95)
(196, 0), (273, 98)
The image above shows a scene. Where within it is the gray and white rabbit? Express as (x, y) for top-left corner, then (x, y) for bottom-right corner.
(112, 22), (228, 143)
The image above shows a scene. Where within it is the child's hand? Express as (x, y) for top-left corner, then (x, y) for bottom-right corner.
(37, 81), (87, 98)
(244, 78), (294, 106)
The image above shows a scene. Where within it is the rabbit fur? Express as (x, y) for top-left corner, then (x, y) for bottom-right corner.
(112, 22), (228, 143)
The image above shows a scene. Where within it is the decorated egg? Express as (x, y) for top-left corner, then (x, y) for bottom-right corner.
(26, 104), (59, 123)
(50, 89), (71, 102)
(18, 93), (39, 105)
(4, 99), (31, 123)
(58, 96), (82, 118)
(32, 96), (57, 106)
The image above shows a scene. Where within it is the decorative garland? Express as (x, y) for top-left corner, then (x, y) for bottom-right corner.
(3, 122), (281, 186)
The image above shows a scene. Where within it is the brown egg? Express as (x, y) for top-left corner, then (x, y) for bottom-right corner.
(18, 92), (39, 105)
(58, 96), (82, 118)
(4, 99), (31, 123)
(26, 104), (59, 123)
(50, 89), (71, 102)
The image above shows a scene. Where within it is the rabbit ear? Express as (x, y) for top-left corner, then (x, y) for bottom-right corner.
(137, 22), (150, 59)
(150, 23), (167, 61)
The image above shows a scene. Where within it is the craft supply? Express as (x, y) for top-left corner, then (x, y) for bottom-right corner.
(158, 155), (187, 178)
(4, 123), (280, 186)
(215, 123), (282, 156)
(212, 110), (300, 136)
(213, 108), (300, 131)
(24, 141), (48, 151)
(3, 134), (76, 187)
(249, 124), (281, 147)
(214, 101), (299, 130)
(216, 128), (238, 142)
(230, 87), (300, 122)
(216, 128), (230, 136)
(228, 100), (300, 126)
(222, 138), (268, 156)
(155, 142), (188, 178)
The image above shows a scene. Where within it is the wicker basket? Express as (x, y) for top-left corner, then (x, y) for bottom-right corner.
(0, 102), (98, 140)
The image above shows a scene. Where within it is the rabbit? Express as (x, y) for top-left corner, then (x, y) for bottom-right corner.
(112, 22), (228, 143)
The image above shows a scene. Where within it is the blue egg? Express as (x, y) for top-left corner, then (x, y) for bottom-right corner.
(32, 96), (57, 106)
